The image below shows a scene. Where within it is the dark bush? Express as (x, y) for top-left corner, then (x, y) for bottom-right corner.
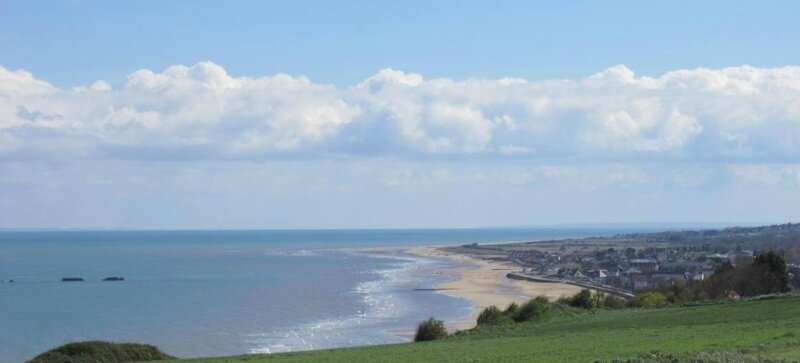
(27, 341), (173, 363)
(513, 296), (551, 322)
(568, 289), (596, 309)
(751, 250), (791, 294)
(414, 317), (448, 342)
(503, 302), (519, 316)
(476, 306), (511, 326)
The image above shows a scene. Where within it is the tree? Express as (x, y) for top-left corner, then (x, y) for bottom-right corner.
(707, 261), (737, 299)
(414, 318), (447, 342)
(593, 291), (606, 308)
(751, 250), (791, 294)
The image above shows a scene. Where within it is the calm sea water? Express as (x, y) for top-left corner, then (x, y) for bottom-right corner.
(0, 228), (651, 362)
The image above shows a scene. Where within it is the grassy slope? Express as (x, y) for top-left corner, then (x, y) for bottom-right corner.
(176, 296), (800, 363)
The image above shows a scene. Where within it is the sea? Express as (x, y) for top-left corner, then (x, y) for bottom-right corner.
(0, 228), (655, 362)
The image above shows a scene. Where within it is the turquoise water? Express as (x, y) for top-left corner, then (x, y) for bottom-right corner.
(0, 228), (649, 362)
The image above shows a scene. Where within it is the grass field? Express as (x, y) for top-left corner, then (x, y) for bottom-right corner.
(174, 296), (800, 363)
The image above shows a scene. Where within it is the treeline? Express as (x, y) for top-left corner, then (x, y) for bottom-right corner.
(562, 252), (790, 308)
(414, 291), (618, 342)
(414, 296), (560, 342)
(476, 296), (552, 326)
(617, 223), (800, 242)
(642, 250), (791, 304)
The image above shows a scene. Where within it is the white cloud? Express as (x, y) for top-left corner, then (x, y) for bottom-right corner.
(499, 164), (653, 190)
(90, 80), (112, 91)
(728, 164), (800, 186)
(2, 62), (800, 161)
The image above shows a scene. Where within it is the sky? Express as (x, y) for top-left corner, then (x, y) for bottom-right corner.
(2, 1), (800, 229)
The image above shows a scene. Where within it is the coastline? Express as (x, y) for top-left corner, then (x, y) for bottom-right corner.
(402, 246), (583, 331)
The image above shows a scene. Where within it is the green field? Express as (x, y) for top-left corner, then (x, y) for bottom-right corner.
(176, 296), (800, 363)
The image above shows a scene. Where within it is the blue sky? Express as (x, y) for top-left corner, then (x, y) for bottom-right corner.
(3, 1), (800, 87)
(2, 1), (800, 229)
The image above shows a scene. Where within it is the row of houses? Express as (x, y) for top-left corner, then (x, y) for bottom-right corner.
(511, 247), (762, 292)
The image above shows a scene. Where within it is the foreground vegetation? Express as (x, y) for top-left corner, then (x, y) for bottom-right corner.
(28, 341), (173, 363)
(173, 295), (800, 363)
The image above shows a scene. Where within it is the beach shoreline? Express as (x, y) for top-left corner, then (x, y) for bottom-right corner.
(401, 246), (583, 331)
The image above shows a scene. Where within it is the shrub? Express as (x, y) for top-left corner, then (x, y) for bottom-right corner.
(601, 294), (628, 309)
(414, 317), (448, 342)
(555, 296), (573, 305)
(569, 289), (596, 309)
(477, 306), (507, 326)
(513, 296), (551, 322)
(27, 341), (173, 363)
(635, 292), (668, 308)
(503, 302), (519, 317)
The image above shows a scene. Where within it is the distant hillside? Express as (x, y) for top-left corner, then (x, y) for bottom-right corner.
(613, 222), (800, 246)
(179, 295), (800, 363)
(497, 222), (800, 252)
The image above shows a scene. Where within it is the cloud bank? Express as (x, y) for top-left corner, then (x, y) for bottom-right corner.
(2, 62), (800, 161)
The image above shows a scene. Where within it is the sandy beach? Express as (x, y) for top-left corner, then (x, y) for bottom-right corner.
(404, 246), (583, 331)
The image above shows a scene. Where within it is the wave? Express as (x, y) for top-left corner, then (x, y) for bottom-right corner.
(245, 251), (456, 354)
